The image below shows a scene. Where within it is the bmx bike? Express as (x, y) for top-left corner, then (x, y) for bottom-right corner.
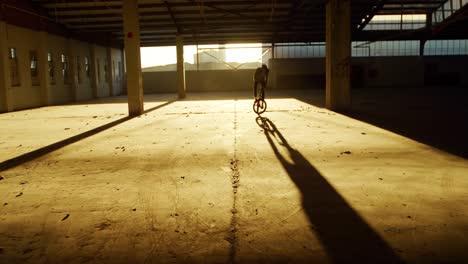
(253, 87), (267, 114)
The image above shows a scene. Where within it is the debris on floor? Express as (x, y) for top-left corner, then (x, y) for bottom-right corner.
(61, 214), (70, 221)
(96, 222), (112, 230)
(16, 192), (23, 197)
(23, 248), (33, 255)
(340, 151), (352, 155)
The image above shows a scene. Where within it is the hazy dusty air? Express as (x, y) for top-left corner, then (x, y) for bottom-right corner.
(1, 0), (468, 263)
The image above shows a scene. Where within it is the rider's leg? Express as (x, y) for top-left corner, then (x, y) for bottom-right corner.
(253, 81), (258, 99)
(261, 82), (266, 100)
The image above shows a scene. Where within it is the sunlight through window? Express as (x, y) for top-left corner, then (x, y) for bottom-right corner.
(141, 43), (262, 72)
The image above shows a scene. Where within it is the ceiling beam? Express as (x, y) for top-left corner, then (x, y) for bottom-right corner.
(164, 1), (181, 33)
(357, 0), (387, 31)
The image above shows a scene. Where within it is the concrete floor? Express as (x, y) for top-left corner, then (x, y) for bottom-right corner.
(0, 89), (467, 263)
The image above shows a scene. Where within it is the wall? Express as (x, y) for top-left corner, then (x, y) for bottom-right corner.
(94, 45), (109, 98)
(47, 34), (72, 105)
(110, 48), (124, 96)
(73, 40), (93, 101)
(142, 71), (176, 93)
(187, 70), (254, 92)
(141, 56), (467, 94)
(6, 25), (42, 110)
(270, 59), (325, 90)
(143, 69), (255, 94)
(422, 56), (468, 87)
(0, 24), (124, 112)
(269, 56), (468, 90)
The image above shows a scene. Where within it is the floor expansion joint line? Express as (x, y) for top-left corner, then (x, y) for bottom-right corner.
(227, 99), (240, 263)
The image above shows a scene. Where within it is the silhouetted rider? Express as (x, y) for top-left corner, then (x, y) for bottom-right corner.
(253, 64), (269, 100)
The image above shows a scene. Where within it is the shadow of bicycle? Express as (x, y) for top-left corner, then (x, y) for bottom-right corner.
(256, 115), (403, 263)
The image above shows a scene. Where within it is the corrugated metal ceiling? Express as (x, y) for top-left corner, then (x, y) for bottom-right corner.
(29, 0), (463, 46)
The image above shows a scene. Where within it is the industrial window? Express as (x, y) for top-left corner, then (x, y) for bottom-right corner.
(141, 44), (264, 71)
(352, 41), (420, 57)
(273, 43), (326, 59)
(424, 40), (468, 56)
(273, 40), (467, 57)
(104, 63), (109, 83)
(77, 56), (82, 84)
(48, 52), (55, 84)
(118, 61), (122, 80)
(363, 14), (426, 31)
(8, 48), (20, 86)
(61, 54), (68, 84)
(433, 0), (468, 24)
(97, 59), (101, 82)
(84, 56), (90, 77)
(112, 61), (116, 81)
(30, 50), (39, 86)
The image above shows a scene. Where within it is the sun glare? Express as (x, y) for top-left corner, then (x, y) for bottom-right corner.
(140, 43), (262, 68)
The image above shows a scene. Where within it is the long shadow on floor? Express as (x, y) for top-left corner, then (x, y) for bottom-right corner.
(256, 116), (403, 263)
(0, 100), (176, 171)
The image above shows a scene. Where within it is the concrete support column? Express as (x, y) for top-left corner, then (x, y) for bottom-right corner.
(89, 44), (99, 99)
(325, 0), (351, 110)
(176, 35), (186, 99)
(67, 39), (78, 101)
(420, 12), (432, 57)
(0, 21), (13, 112)
(106, 46), (114, 96)
(419, 40), (427, 56)
(123, 0), (143, 116)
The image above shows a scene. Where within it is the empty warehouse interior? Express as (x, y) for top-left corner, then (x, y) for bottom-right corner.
(0, 0), (467, 263)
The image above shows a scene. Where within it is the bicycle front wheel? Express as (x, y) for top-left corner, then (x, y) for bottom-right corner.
(253, 99), (267, 114)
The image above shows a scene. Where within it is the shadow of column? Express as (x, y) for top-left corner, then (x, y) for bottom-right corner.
(256, 115), (404, 263)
